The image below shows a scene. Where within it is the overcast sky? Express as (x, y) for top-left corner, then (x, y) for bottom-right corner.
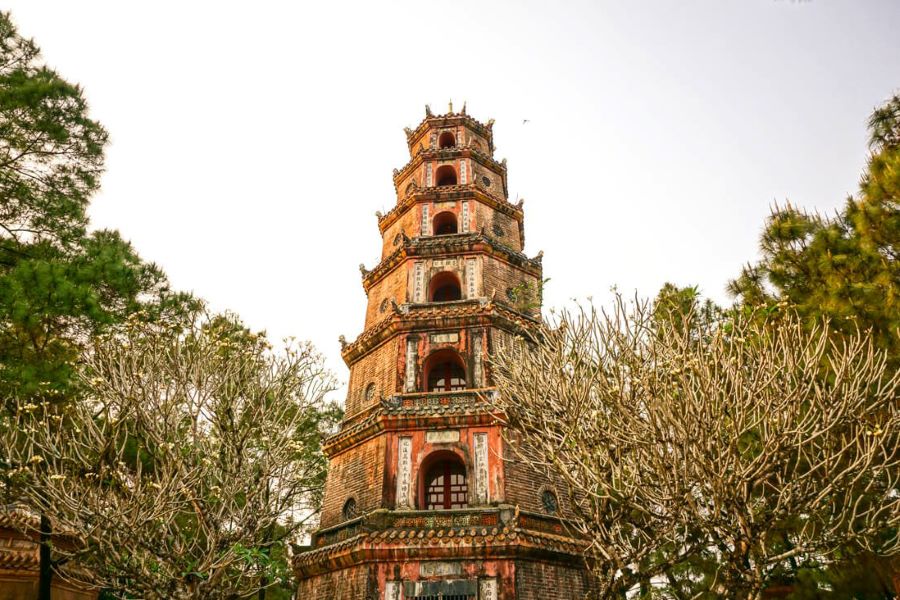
(7, 0), (899, 398)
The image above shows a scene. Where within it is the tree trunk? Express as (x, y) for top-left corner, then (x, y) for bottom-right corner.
(39, 511), (52, 600)
(257, 579), (267, 600)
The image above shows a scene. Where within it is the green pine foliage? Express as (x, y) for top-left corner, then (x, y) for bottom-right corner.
(0, 11), (195, 407)
(729, 94), (900, 367)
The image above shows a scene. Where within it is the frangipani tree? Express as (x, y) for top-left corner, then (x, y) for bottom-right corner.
(2, 311), (338, 599)
(491, 299), (900, 599)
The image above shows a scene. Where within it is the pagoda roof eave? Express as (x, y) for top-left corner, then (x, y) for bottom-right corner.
(392, 146), (506, 189)
(293, 506), (587, 579)
(340, 300), (539, 366)
(361, 232), (542, 293)
(404, 111), (495, 151)
(378, 185), (523, 234)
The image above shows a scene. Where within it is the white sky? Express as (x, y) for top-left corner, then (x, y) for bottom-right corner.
(7, 0), (899, 399)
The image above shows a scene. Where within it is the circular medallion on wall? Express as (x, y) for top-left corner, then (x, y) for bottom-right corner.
(482, 175), (492, 187)
(492, 222), (505, 237)
(541, 489), (559, 515)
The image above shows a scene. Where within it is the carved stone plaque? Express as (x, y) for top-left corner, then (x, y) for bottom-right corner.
(473, 432), (489, 504)
(430, 332), (459, 344)
(421, 203), (430, 235)
(413, 262), (425, 303)
(479, 578), (498, 600)
(472, 331), (483, 388)
(396, 437), (412, 508)
(461, 200), (470, 232)
(419, 561), (462, 577)
(426, 430), (460, 444)
(466, 258), (477, 299)
(405, 339), (417, 392)
(384, 581), (401, 600)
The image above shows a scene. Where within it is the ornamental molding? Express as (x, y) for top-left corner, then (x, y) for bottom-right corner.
(377, 186), (522, 235)
(340, 301), (539, 366)
(322, 393), (502, 457)
(362, 232), (542, 293)
(404, 113), (494, 152)
(293, 506), (587, 579)
(392, 147), (506, 189)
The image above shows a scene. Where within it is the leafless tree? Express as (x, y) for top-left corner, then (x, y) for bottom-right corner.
(491, 298), (900, 599)
(1, 312), (337, 599)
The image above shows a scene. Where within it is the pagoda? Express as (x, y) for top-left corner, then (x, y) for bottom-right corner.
(294, 105), (592, 599)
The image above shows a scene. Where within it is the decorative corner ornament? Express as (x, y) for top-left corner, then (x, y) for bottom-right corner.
(390, 299), (409, 315)
(461, 101), (467, 115)
(534, 250), (544, 264)
(516, 198), (524, 209)
(486, 118), (495, 128)
(425, 104), (433, 117)
(359, 263), (369, 277)
(403, 127), (414, 138)
(338, 335), (347, 350)
(375, 211), (383, 219)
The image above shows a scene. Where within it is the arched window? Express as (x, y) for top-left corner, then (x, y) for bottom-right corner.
(422, 454), (467, 510)
(438, 131), (456, 149)
(432, 211), (458, 236)
(425, 350), (467, 392)
(541, 489), (559, 515)
(428, 271), (461, 302)
(435, 165), (457, 186)
(342, 497), (358, 520)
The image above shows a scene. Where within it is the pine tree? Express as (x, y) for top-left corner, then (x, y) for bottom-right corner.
(729, 94), (900, 367)
(0, 11), (193, 598)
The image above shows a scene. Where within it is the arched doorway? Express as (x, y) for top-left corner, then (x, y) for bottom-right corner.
(438, 131), (456, 148)
(424, 349), (467, 392)
(428, 271), (462, 302)
(432, 211), (458, 235)
(435, 165), (457, 186)
(420, 452), (468, 510)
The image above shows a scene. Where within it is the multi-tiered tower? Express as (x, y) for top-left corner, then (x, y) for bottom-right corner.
(295, 105), (591, 600)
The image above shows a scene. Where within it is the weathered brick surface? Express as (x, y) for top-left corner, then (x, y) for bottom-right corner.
(482, 256), (541, 318)
(364, 262), (409, 328)
(380, 207), (418, 259)
(295, 564), (370, 600)
(320, 435), (386, 529)
(502, 434), (577, 520)
(475, 201), (522, 251)
(344, 338), (401, 418)
(515, 561), (593, 599)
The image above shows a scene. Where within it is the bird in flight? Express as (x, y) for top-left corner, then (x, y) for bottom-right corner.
(522, 119), (530, 124)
